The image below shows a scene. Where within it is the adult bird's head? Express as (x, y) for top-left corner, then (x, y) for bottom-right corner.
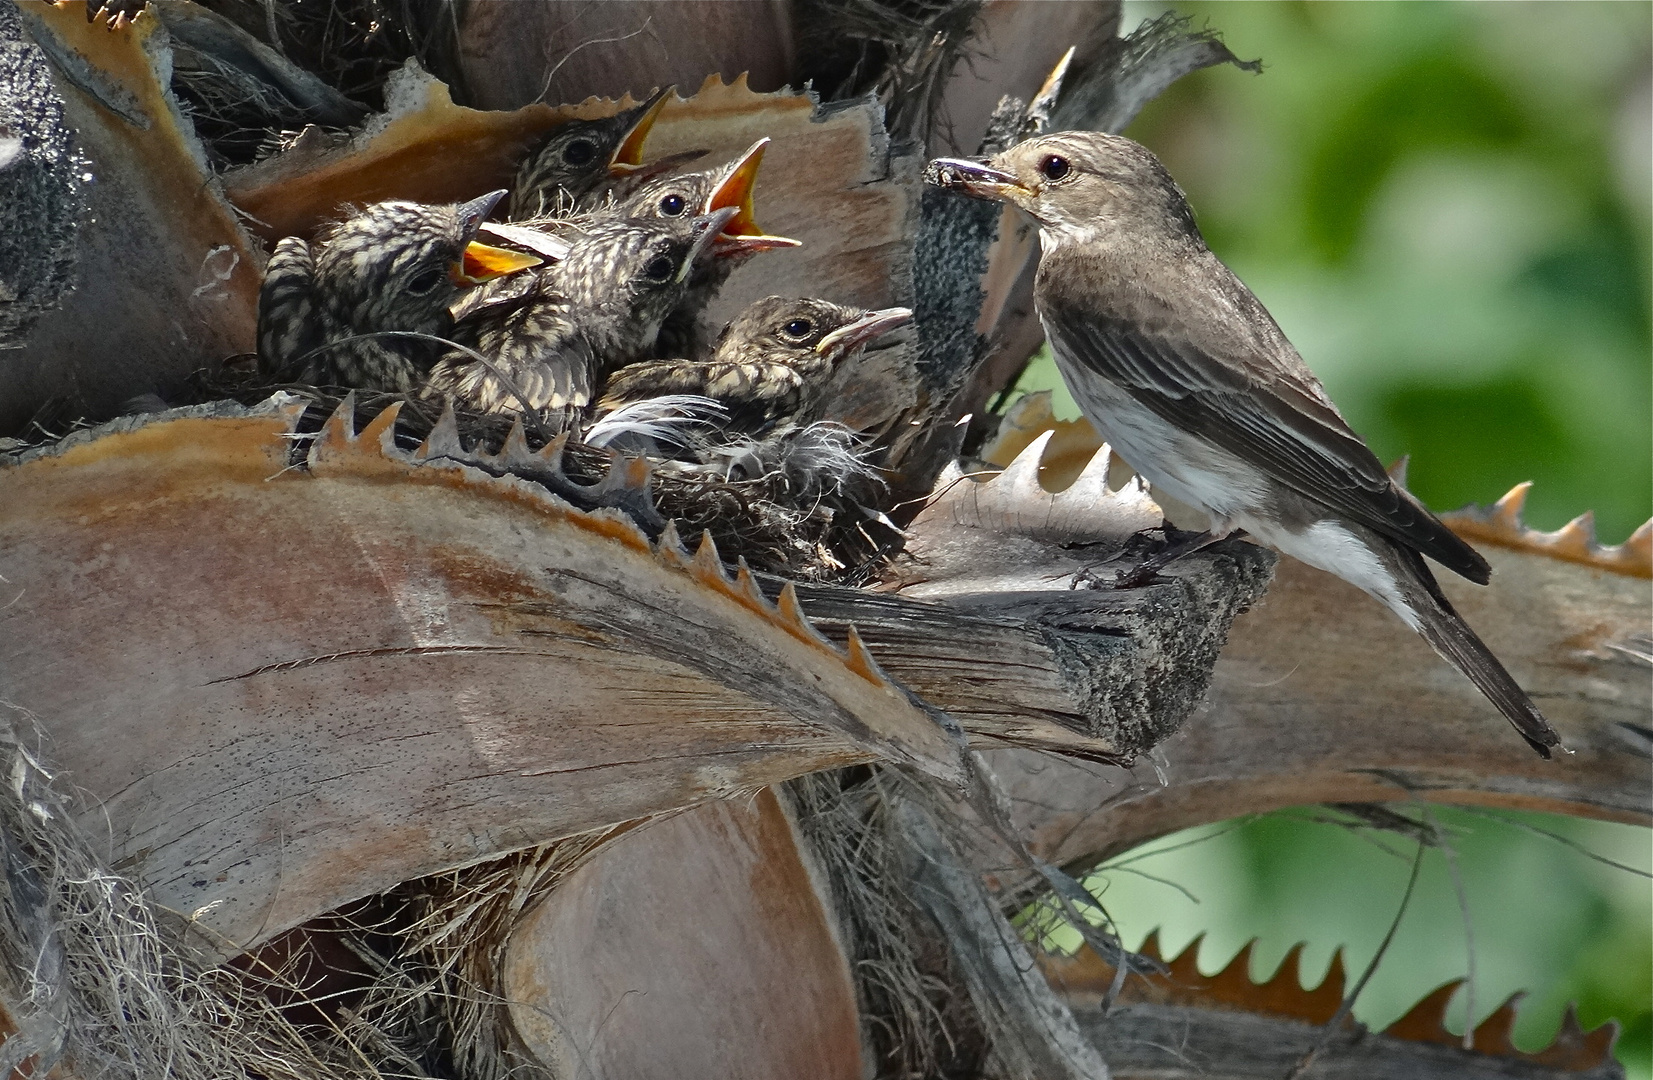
(509, 87), (705, 218)
(312, 190), (540, 338)
(619, 138), (802, 258)
(927, 130), (1199, 246)
(556, 207), (736, 361)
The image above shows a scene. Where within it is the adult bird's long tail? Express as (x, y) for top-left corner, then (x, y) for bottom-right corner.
(1385, 541), (1562, 757)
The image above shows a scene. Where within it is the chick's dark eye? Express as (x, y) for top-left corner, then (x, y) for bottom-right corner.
(405, 264), (447, 296)
(658, 193), (686, 216)
(643, 255), (676, 282)
(1039, 154), (1071, 182)
(562, 139), (597, 166)
(782, 319), (813, 338)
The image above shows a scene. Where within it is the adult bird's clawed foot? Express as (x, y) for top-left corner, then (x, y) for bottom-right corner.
(1070, 525), (1217, 590)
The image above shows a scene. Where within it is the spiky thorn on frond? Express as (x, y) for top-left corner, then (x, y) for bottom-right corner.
(1442, 482), (1652, 579)
(1043, 934), (1622, 1078)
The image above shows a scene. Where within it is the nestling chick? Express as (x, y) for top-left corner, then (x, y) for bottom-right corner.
(466, 138), (795, 343)
(426, 208), (735, 417)
(929, 130), (1560, 757)
(507, 87), (704, 219)
(617, 138), (802, 357)
(256, 190), (539, 391)
(600, 295), (911, 435)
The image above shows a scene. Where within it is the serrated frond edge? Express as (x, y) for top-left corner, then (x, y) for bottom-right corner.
(304, 398), (911, 697)
(987, 397), (1650, 578)
(1043, 933), (1618, 1072)
(1443, 482), (1651, 579)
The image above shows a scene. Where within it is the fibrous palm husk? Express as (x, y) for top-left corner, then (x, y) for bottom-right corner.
(0, 1), (85, 352)
(2, 1), (263, 435)
(0, 711), (381, 1080)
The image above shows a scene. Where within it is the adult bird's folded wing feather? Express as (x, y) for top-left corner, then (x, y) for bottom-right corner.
(1043, 298), (1493, 585)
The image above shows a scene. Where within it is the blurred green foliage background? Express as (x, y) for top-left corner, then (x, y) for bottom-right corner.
(1014, 2), (1652, 1075)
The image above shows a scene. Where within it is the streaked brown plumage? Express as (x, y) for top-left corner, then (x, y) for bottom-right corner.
(616, 138), (802, 357)
(255, 190), (537, 392)
(426, 208), (735, 417)
(507, 86), (704, 219)
(600, 295), (911, 434)
(929, 130), (1559, 756)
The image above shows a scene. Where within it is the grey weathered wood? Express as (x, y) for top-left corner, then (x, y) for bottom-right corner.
(892, 792), (1112, 1080)
(0, 401), (972, 956)
(781, 539), (1272, 761)
(974, 547), (1651, 887)
(457, 1), (796, 110)
(928, 1), (1121, 157)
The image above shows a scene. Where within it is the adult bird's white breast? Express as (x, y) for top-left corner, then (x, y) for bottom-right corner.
(1044, 322), (1271, 532)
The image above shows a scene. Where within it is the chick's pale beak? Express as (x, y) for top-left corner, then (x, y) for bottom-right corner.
(451, 241), (543, 286)
(924, 157), (1029, 202)
(817, 306), (913, 354)
(706, 138), (802, 255)
(609, 86), (674, 175)
(681, 206), (739, 281)
(455, 188), (509, 238)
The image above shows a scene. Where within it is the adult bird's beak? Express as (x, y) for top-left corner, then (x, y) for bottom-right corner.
(450, 188), (544, 284)
(817, 307), (913, 355)
(925, 157), (1030, 203)
(681, 206), (740, 282)
(608, 86), (675, 176)
(705, 138), (802, 255)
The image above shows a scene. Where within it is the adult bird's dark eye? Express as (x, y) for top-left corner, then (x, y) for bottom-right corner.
(644, 255), (676, 282)
(562, 139), (597, 166)
(782, 319), (812, 338)
(405, 265), (446, 296)
(658, 193), (686, 216)
(1040, 155), (1071, 182)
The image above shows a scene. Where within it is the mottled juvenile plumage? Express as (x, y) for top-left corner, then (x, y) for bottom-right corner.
(617, 138), (801, 356)
(427, 208), (735, 416)
(929, 131), (1560, 756)
(256, 190), (535, 391)
(508, 87), (700, 219)
(601, 296), (911, 435)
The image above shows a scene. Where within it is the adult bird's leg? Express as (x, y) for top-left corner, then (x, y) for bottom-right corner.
(1073, 525), (1233, 590)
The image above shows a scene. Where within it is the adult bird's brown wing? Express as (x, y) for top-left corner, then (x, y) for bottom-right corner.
(1041, 294), (1493, 585)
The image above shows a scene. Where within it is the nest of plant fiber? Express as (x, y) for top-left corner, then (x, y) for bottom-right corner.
(299, 826), (632, 1080)
(784, 769), (992, 1078)
(181, 362), (901, 581)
